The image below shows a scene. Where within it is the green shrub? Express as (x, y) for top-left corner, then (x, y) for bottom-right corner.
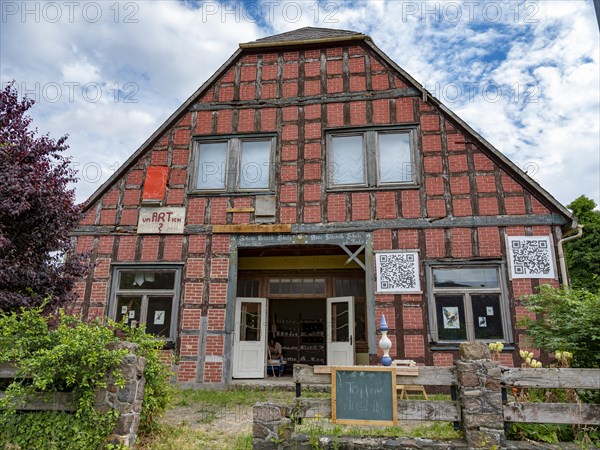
(0, 306), (173, 449)
(518, 285), (600, 369)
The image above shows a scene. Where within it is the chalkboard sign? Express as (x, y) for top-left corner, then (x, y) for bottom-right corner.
(332, 366), (397, 426)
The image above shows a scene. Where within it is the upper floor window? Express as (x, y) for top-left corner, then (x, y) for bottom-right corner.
(428, 264), (512, 343)
(192, 135), (275, 193)
(326, 128), (417, 189)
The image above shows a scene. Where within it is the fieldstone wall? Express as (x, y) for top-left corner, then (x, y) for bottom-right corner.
(456, 342), (505, 448)
(253, 402), (295, 449)
(95, 341), (146, 447)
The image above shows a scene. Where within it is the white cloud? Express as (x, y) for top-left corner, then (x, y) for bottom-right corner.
(1, 0), (598, 207)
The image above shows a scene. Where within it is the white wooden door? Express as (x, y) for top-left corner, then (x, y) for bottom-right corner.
(326, 296), (355, 366)
(232, 297), (267, 378)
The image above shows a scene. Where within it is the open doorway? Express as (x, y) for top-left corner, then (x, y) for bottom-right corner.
(269, 298), (326, 374)
(233, 245), (369, 379)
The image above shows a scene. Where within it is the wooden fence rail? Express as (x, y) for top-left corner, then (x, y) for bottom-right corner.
(293, 363), (600, 427)
(1, 362), (76, 411)
(251, 345), (600, 449)
(294, 364), (457, 387)
(501, 367), (600, 390)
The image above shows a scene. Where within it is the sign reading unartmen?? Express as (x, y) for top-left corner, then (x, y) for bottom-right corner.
(137, 207), (185, 234)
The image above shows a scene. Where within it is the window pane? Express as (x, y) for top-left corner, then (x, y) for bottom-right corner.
(119, 271), (175, 290)
(145, 296), (173, 338)
(302, 279), (315, 295)
(291, 279), (303, 294)
(378, 132), (412, 183)
(435, 295), (467, 341)
(280, 279), (291, 294)
(238, 279), (261, 297)
(268, 279), (280, 295)
(197, 142), (227, 190)
(239, 140), (270, 189)
(116, 296), (142, 327)
(331, 135), (365, 185)
(240, 302), (261, 341)
(471, 294), (504, 340)
(313, 279), (326, 295)
(433, 268), (498, 289)
(331, 302), (349, 342)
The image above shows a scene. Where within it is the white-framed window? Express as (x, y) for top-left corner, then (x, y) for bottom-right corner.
(108, 265), (182, 341)
(191, 135), (276, 193)
(326, 127), (417, 188)
(427, 263), (512, 343)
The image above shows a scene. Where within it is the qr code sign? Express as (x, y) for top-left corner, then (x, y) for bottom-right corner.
(376, 252), (421, 293)
(507, 236), (556, 279)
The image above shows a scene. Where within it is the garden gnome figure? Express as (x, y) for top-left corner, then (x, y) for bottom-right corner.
(379, 314), (392, 366)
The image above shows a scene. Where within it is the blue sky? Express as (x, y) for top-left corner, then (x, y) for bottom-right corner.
(1, 0), (598, 207)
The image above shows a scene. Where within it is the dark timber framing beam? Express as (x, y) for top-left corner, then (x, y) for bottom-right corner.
(190, 88), (421, 111)
(72, 214), (570, 236)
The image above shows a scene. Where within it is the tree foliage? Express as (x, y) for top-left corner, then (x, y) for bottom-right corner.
(518, 285), (600, 369)
(0, 82), (86, 312)
(566, 195), (600, 293)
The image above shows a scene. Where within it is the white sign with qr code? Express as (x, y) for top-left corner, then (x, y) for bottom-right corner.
(507, 236), (556, 279)
(376, 251), (421, 293)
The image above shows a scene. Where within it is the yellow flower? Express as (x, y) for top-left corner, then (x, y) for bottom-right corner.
(525, 357), (532, 364)
(519, 350), (526, 359)
(528, 352), (534, 359)
(555, 351), (562, 360)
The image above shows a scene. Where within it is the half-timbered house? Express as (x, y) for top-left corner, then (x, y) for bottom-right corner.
(72, 27), (574, 383)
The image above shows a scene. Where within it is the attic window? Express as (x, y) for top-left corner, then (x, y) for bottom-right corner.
(326, 127), (417, 189)
(191, 135), (275, 193)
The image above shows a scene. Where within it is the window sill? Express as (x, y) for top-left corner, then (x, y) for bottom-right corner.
(188, 191), (275, 197)
(429, 343), (515, 352)
(160, 340), (176, 350)
(326, 184), (419, 193)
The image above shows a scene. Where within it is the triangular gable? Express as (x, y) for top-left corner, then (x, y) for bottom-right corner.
(81, 28), (574, 228)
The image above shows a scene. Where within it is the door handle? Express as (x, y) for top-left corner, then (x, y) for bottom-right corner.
(350, 335), (352, 346)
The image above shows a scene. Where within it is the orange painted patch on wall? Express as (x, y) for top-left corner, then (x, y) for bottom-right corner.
(142, 166), (168, 200)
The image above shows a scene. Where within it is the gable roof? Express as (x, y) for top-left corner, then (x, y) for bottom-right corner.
(242, 26), (368, 47)
(81, 27), (574, 227)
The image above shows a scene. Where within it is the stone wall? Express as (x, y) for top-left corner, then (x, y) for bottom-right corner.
(456, 342), (505, 448)
(96, 341), (146, 447)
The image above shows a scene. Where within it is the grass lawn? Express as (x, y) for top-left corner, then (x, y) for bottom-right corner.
(137, 387), (461, 449)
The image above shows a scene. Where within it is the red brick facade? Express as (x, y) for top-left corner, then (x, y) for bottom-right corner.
(72, 29), (571, 383)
